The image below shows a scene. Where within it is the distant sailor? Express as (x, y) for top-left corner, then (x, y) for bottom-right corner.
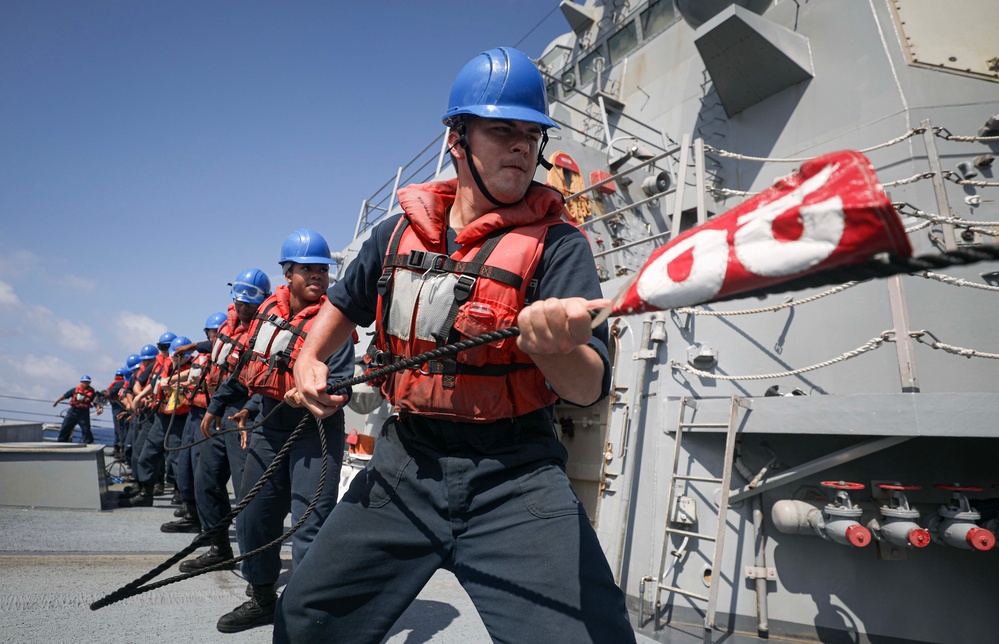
(280, 47), (635, 643)
(105, 367), (130, 458)
(53, 375), (102, 444)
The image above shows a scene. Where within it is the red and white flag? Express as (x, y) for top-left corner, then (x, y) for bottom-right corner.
(610, 150), (912, 315)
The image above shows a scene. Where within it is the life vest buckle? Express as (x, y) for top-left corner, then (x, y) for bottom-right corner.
(454, 275), (476, 302)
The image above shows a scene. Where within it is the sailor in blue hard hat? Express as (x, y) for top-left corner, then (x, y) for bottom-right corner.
(277, 47), (633, 643)
(205, 229), (354, 634)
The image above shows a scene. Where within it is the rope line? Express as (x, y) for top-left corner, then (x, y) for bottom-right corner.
(672, 333), (893, 381)
(704, 128), (924, 163)
(910, 331), (999, 360)
(675, 282), (861, 316)
(916, 271), (999, 292)
(91, 413), (329, 609)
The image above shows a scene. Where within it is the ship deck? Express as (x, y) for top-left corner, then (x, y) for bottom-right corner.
(0, 453), (668, 643)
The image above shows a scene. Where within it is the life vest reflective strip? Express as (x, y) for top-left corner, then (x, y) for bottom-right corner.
(238, 290), (325, 401)
(204, 315), (250, 392)
(373, 213), (562, 422)
(183, 353), (211, 408)
(70, 384), (96, 409)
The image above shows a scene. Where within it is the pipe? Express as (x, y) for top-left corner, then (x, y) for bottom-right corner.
(751, 496), (770, 634)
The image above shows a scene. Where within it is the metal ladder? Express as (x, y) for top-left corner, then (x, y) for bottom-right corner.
(654, 395), (752, 634)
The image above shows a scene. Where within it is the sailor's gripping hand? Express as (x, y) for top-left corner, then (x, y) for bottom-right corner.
(516, 297), (608, 355)
(293, 357), (348, 419)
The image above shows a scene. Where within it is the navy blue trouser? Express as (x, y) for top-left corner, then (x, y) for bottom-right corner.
(111, 402), (125, 451)
(130, 411), (154, 476)
(236, 414), (343, 586)
(175, 406), (205, 505)
(57, 407), (93, 443)
(136, 411), (186, 486)
(195, 404), (250, 533)
(274, 415), (636, 644)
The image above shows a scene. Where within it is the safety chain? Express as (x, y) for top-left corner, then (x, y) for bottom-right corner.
(933, 127), (999, 143)
(671, 332), (893, 381)
(941, 170), (999, 188)
(704, 128), (925, 163)
(675, 281), (860, 316)
(910, 330), (999, 360)
(92, 413), (330, 609)
(916, 271), (999, 292)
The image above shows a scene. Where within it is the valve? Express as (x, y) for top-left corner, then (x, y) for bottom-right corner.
(867, 484), (930, 549)
(819, 482), (872, 547)
(771, 482), (871, 547)
(925, 484), (996, 551)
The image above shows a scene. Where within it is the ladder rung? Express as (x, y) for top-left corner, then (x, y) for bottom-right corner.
(664, 526), (717, 540)
(672, 474), (723, 483)
(657, 584), (709, 602)
(678, 422), (729, 429)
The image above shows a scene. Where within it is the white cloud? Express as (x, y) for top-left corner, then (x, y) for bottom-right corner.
(0, 279), (20, 306)
(51, 316), (99, 351)
(114, 311), (168, 352)
(4, 353), (78, 383)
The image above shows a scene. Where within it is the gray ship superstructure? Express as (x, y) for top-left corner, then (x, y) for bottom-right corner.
(344, 2), (999, 642)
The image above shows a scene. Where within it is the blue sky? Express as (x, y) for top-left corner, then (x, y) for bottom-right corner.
(0, 0), (569, 430)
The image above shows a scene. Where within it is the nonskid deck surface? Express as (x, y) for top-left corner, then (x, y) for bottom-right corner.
(0, 482), (658, 643)
(0, 483), (496, 643)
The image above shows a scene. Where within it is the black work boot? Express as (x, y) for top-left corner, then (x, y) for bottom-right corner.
(173, 504), (189, 518)
(161, 504), (201, 533)
(178, 534), (234, 573)
(153, 482), (165, 496)
(170, 489), (183, 505)
(216, 584), (277, 633)
(118, 484), (154, 507)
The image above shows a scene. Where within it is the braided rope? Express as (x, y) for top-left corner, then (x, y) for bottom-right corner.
(917, 271), (999, 292)
(897, 206), (999, 237)
(882, 172), (935, 187)
(933, 128), (999, 143)
(911, 331), (999, 360)
(705, 128), (924, 163)
(91, 413), (330, 609)
(942, 171), (999, 188)
(671, 333), (892, 381)
(675, 281), (860, 316)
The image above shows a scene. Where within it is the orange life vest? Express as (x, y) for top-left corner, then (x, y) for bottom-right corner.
(372, 179), (564, 422)
(238, 285), (325, 401)
(156, 360), (190, 415)
(205, 305), (251, 394)
(182, 353), (211, 409)
(70, 384), (96, 409)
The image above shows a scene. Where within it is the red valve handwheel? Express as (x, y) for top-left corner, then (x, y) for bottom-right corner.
(933, 483), (983, 492)
(877, 483), (921, 491)
(908, 528), (931, 548)
(821, 480), (865, 490)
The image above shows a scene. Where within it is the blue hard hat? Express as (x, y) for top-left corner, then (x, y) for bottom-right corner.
(139, 344), (159, 361)
(229, 268), (272, 304)
(157, 331), (176, 347)
(169, 336), (192, 357)
(442, 47), (558, 130)
(116, 366), (130, 377)
(126, 353), (142, 371)
(204, 311), (227, 330)
(279, 229), (332, 265)
(80, 375), (91, 382)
